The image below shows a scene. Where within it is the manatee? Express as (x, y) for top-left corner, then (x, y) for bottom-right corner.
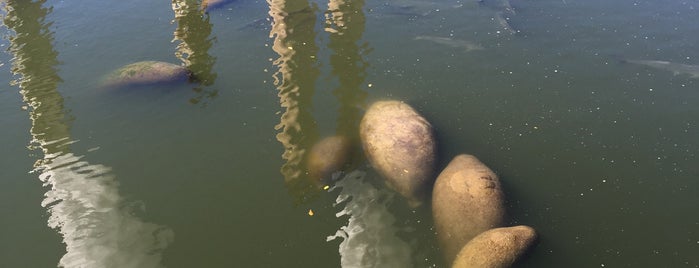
(452, 225), (537, 268)
(359, 100), (437, 207)
(432, 154), (506, 264)
(307, 135), (352, 184)
(202, 0), (234, 11)
(103, 61), (190, 88)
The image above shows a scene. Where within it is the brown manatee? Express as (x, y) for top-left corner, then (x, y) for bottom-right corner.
(359, 100), (437, 207)
(103, 61), (191, 88)
(202, 0), (235, 11)
(432, 154), (506, 264)
(452, 225), (537, 268)
(306, 135), (352, 185)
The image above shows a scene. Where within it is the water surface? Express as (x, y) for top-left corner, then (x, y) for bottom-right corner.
(1, 0), (698, 267)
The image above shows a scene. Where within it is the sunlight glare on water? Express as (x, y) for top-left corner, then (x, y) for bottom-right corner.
(38, 153), (174, 268)
(327, 171), (413, 268)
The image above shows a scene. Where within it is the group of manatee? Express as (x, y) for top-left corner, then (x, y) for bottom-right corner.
(104, 67), (536, 267)
(99, 1), (536, 265)
(308, 100), (537, 268)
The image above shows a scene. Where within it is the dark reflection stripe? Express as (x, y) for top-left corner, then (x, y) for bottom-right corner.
(268, 0), (321, 203)
(2, 1), (173, 267)
(171, 0), (218, 105)
(326, 0), (369, 169)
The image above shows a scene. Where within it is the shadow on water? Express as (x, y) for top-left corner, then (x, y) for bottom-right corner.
(171, 0), (218, 105)
(2, 1), (173, 267)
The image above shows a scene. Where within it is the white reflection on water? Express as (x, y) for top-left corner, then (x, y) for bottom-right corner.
(36, 152), (173, 268)
(327, 171), (413, 268)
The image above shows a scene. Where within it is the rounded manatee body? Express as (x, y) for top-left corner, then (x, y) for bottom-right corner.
(103, 61), (190, 88)
(359, 100), (437, 206)
(452, 225), (537, 268)
(307, 135), (352, 184)
(432, 154), (506, 264)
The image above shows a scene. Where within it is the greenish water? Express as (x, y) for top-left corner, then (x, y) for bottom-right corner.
(1, 0), (698, 267)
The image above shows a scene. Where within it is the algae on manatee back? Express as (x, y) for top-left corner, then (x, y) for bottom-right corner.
(452, 225), (537, 268)
(432, 154), (506, 264)
(359, 100), (437, 207)
(103, 61), (191, 88)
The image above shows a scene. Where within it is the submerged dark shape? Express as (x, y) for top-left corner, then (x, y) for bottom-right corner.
(495, 11), (517, 34)
(414, 35), (484, 52)
(102, 61), (191, 88)
(306, 135), (353, 185)
(623, 59), (699, 79)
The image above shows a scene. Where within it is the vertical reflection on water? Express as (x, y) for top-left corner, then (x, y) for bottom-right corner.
(325, 0), (369, 169)
(268, 0), (321, 203)
(171, 0), (217, 105)
(2, 1), (173, 267)
(322, 2), (412, 266)
(327, 171), (413, 268)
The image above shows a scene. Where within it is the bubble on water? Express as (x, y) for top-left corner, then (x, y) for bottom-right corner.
(327, 170), (413, 268)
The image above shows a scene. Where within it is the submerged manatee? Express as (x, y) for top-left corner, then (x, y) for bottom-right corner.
(452, 225), (537, 268)
(432, 154), (506, 264)
(307, 135), (352, 184)
(103, 61), (190, 88)
(202, 0), (234, 11)
(414, 35), (484, 52)
(359, 100), (437, 207)
(623, 59), (699, 79)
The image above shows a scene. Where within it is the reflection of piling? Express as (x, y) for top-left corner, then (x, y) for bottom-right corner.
(268, 0), (321, 203)
(325, 0), (369, 170)
(3, 0), (69, 158)
(171, 0), (218, 104)
(2, 1), (172, 266)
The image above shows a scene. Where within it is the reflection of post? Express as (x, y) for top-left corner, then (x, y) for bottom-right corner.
(2, 1), (173, 267)
(171, 0), (217, 104)
(3, 0), (68, 156)
(268, 0), (321, 203)
(325, 0), (369, 168)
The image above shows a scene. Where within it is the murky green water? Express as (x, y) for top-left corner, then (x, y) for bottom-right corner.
(1, 0), (698, 267)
